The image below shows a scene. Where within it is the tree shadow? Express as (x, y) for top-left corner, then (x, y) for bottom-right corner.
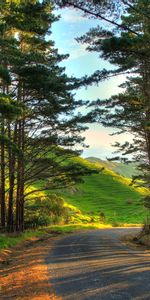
(0, 237), (56, 300)
(47, 230), (150, 300)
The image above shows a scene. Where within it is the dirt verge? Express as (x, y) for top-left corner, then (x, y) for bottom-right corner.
(121, 232), (150, 250)
(0, 234), (61, 300)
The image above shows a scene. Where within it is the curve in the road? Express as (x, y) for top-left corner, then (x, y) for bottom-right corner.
(46, 228), (150, 300)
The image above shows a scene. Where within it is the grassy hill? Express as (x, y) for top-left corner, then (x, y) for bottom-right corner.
(0, 157), (147, 252)
(86, 157), (139, 178)
(43, 157), (147, 226)
(0, 156), (147, 252)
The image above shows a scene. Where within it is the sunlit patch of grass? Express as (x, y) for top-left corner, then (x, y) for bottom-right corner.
(46, 223), (113, 233)
(46, 223), (142, 233)
(28, 158), (148, 226)
(24, 156), (149, 227)
(58, 171), (147, 225)
(25, 184), (46, 201)
(102, 167), (148, 195)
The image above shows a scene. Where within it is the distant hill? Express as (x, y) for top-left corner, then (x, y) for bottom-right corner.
(86, 157), (139, 178)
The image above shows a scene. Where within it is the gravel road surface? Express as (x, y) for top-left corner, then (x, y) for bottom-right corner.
(47, 228), (150, 300)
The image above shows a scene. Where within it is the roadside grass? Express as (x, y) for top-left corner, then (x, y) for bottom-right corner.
(0, 224), (110, 252)
(46, 223), (112, 232)
(0, 230), (46, 251)
(0, 222), (143, 252)
(46, 223), (142, 233)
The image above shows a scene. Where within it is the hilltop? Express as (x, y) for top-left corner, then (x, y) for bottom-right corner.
(86, 157), (139, 178)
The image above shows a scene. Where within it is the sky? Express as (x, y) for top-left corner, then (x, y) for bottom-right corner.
(51, 7), (132, 159)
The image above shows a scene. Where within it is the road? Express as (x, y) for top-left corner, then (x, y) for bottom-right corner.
(47, 228), (150, 300)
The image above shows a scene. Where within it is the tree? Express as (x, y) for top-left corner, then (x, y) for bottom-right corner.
(0, 0), (95, 232)
(0, 6), (23, 230)
(55, 1), (150, 212)
(82, 2), (150, 207)
(55, 0), (150, 35)
(0, 95), (22, 230)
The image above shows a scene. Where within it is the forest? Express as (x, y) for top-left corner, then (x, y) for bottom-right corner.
(1, 1), (150, 300)
(0, 0), (150, 236)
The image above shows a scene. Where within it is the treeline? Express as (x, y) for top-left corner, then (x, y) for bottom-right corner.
(0, 1), (94, 232)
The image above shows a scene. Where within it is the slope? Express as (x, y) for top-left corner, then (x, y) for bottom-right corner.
(87, 157), (139, 178)
(55, 158), (147, 225)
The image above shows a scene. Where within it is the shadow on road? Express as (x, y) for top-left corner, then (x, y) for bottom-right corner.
(47, 229), (150, 300)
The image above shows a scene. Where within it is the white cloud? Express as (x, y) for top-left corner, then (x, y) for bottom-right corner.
(61, 9), (85, 24)
(68, 44), (88, 60)
(58, 42), (88, 61)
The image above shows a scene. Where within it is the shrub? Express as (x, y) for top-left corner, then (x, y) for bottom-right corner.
(99, 212), (106, 222)
(25, 194), (67, 228)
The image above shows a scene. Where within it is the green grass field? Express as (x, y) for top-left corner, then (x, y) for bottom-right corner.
(58, 175), (146, 225)
(42, 158), (148, 226)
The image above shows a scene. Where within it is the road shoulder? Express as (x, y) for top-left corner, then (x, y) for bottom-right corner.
(0, 235), (60, 300)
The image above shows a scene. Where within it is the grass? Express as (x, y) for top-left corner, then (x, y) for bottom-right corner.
(55, 167), (148, 225)
(0, 224), (112, 252)
(0, 230), (46, 251)
(87, 157), (139, 178)
(47, 223), (142, 233)
(0, 221), (142, 252)
(29, 157), (148, 227)
(34, 157), (148, 226)
(47, 223), (112, 232)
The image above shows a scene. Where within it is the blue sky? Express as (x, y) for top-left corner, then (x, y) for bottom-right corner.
(52, 8), (131, 159)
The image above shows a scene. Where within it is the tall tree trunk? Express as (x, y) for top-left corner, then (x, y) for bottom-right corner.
(16, 120), (21, 231)
(16, 118), (25, 232)
(0, 119), (6, 229)
(20, 118), (25, 232)
(7, 123), (17, 232)
(15, 80), (25, 232)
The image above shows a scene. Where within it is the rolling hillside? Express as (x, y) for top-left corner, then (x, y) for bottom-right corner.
(51, 157), (147, 226)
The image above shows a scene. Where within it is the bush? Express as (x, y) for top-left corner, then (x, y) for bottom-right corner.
(25, 214), (51, 229)
(25, 194), (67, 228)
(99, 212), (106, 222)
(111, 221), (120, 227)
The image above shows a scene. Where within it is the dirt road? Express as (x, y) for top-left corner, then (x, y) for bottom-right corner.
(47, 228), (150, 300)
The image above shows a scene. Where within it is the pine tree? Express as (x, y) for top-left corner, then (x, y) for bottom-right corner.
(55, 0), (149, 35)
(70, 1), (150, 209)
(0, 3), (23, 230)
(0, 1), (93, 232)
